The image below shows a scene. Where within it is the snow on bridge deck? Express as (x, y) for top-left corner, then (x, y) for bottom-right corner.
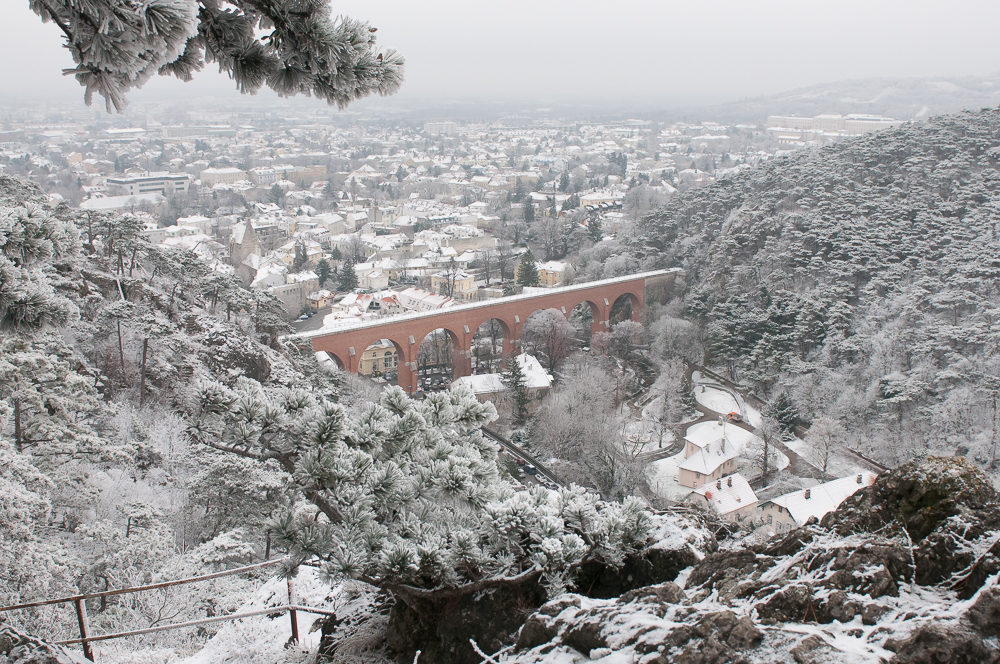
(293, 268), (682, 341)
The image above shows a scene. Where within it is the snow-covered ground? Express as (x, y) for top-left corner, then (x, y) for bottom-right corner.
(694, 385), (739, 414)
(782, 436), (870, 478)
(645, 453), (695, 501)
(163, 567), (338, 664)
(744, 403), (763, 428)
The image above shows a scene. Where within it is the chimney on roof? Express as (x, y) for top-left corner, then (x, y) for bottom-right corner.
(716, 480), (722, 490)
(857, 474), (863, 484)
(727, 477), (733, 487)
(804, 488), (811, 499)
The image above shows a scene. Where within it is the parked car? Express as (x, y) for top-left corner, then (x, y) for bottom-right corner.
(727, 412), (743, 423)
(524, 464), (537, 476)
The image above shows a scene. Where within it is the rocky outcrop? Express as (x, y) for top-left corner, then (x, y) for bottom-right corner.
(0, 624), (85, 664)
(366, 511), (716, 664)
(385, 577), (546, 664)
(504, 456), (1000, 664)
(823, 456), (1000, 597)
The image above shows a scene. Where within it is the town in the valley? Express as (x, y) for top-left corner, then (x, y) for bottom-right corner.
(0, 100), (893, 532)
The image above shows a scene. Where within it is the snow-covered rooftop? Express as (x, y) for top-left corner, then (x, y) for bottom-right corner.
(765, 472), (878, 525)
(453, 353), (551, 394)
(678, 436), (739, 475)
(689, 473), (758, 516)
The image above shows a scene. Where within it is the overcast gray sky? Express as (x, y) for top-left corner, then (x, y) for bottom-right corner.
(4, 0), (1000, 110)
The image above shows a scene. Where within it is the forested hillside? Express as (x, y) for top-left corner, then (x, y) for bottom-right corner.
(0, 173), (347, 655)
(634, 107), (1000, 476)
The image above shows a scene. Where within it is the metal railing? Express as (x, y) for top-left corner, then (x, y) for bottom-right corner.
(0, 558), (333, 662)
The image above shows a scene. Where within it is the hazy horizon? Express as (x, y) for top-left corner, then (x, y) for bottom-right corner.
(5, 0), (1000, 115)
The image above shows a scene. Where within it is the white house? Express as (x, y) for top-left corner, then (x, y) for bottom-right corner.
(355, 266), (389, 291)
(678, 436), (740, 489)
(758, 472), (878, 534)
(686, 473), (758, 524)
(452, 353), (553, 403)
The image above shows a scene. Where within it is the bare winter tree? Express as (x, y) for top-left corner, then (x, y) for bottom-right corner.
(802, 416), (846, 474)
(477, 249), (497, 285)
(529, 361), (637, 498)
(747, 417), (783, 487)
(345, 234), (366, 263)
(30, 0), (404, 112)
(521, 308), (576, 372)
(495, 241), (517, 283)
(652, 359), (686, 450)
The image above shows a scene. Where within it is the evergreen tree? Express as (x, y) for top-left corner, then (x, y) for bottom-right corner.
(269, 184), (285, 206)
(0, 199), (79, 332)
(30, 0), (405, 113)
(187, 380), (649, 611)
(559, 171), (570, 192)
(338, 257), (359, 292)
(501, 354), (530, 423)
(764, 391), (799, 435)
(316, 259), (333, 288)
(513, 181), (527, 203)
(517, 250), (540, 287)
(679, 375), (698, 416)
(523, 200), (535, 224)
(587, 216), (603, 243)
(292, 241), (307, 271)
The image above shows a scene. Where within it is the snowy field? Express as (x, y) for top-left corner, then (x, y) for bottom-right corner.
(694, 385), (740, 415)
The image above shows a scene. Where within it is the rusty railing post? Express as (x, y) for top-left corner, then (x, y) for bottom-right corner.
(286, 577), (299, 644)
(74, 597), (94, 661)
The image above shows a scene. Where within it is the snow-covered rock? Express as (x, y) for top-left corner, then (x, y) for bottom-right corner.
(500, 456), (1000, 664)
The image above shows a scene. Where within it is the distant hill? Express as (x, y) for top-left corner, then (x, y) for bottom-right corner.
(635, 107), (1000, 472)
(667, 73), (1000, 124)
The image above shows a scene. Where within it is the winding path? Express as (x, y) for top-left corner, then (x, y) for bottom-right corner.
(684, 364), (832, 484)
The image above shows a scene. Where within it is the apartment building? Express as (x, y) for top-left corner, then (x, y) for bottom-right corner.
(106, 172), (191, 196)
(200, 167), (247, 186)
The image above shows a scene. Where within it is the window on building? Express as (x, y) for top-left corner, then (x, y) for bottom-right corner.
(695, 472), (701, 479)
(767, 514), (773, 525)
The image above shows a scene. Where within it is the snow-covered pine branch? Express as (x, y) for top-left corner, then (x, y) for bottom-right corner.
(186, 379), (651, 604)
(29, 0), (405, 112)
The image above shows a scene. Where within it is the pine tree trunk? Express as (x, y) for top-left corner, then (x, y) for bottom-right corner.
(117, 319), (126, 376)
(140, 338), (148, 407)
(13, 397), (22, 452)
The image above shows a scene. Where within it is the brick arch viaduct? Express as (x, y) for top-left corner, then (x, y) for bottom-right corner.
(299, 269), (682, 393)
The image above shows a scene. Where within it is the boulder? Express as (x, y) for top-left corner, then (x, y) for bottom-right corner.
(967, 586), (1000, 637)
(0, 624), (85, 664)
(386, 579), (547, 664)
(573, 544), (700, 599)
(823, 456), (1000, 598)
(885, 623), (1000, 664)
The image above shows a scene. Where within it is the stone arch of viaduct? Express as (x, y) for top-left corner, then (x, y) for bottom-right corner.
(303, 270), (679, 393)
